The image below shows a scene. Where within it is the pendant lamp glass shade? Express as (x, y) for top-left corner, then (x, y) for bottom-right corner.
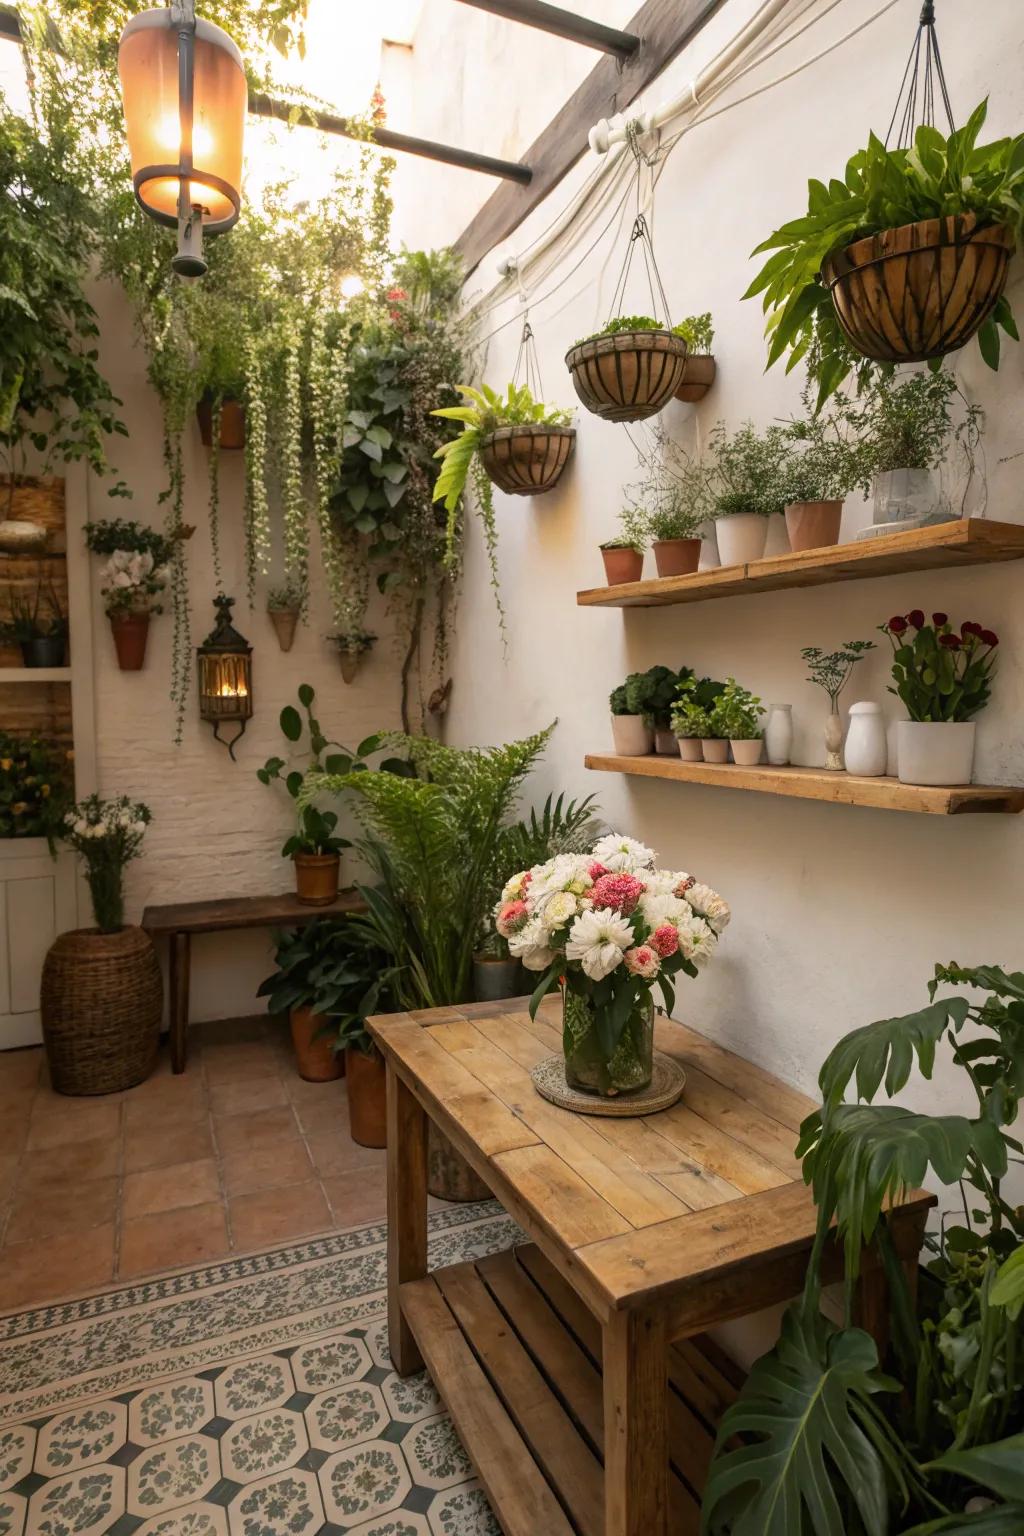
(118, 9), (246, 233)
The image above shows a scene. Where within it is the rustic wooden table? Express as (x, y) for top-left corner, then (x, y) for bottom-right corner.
(371, 995), (933, 1536)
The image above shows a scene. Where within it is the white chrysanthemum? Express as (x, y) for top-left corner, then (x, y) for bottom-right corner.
(677, 914), (716, 965)
(591, 833), (656, 872)
(565, 908), (633, 981)
(538, 889), (578, 930)
(501, 870), (530, 904)
(508, 917), (557, 971)
(686, 883), (731, 933)
(642, 868), (690, 896)
(529, 853), (593, 900)
(638, 892), (690, 934)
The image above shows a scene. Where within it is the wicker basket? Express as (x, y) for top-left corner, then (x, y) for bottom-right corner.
(478, 425), (576, 496)
(40, 925), (162, 1095)
(565, 329), (687, 422)
(821, 215), (1014, 364)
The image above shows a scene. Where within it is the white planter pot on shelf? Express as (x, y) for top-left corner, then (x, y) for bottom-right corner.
(654, 728), (680, 756)
(611, 714), (653, 756)
(730, 738), (763, 766)
(676, 737), (703, 762)
(714, 514), (768, 567)
(897, 721), (976, 786)
(701, 738), (729, 763)
(844, 702), (888, 777)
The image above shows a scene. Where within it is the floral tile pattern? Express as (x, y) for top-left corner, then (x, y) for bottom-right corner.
(226, 1469), (323, 1536)
(382, 1371), (441, 1425)
(221, 1408), (307, 1483)
(136, 1505), (229, 1536)
(215, 1356), (295, 1419)
(307, 1383), (386, 1452)
(428, 1482), (502, 1536)
(129, 1377), (215, 1445)
(406, 1416), (473, 1491)
(319, 1440), (411, 1524)
(348, 1517), (431, 1536)
(292, 1335), (370, 1394)
(0, 1490), (25, 1536)
(35, 1402), (126, 1475)
(127, 1433), (221, 1516)
(0, 1427), (33, 1490)
(28, 1464), (125, 1534)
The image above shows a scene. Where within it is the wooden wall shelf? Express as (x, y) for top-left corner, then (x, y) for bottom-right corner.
(585, 753), (1024, 816)
(577, 518), (1024, 609)
(0, 668), (71, 684)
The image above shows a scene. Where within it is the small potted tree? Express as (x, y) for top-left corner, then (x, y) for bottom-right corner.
(709, 678), (765, 766)
(802, 639), (876, 769)
(708, 421), (788, 566)
(566, 315), (688, 422)
(609, 678), (653, 756)
(881, 610), (998, 785)
(86, 519), (174, 670)
(672, 312), (716, 402)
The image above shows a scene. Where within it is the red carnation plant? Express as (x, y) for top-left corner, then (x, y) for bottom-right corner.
(879, 610), (999, 722)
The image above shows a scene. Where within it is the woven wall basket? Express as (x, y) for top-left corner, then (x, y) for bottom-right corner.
(565, 329), (688, 422)
(478, 425), (576, 496)
(41, 925), (162, 1095)
(822, 214), (1015, 364)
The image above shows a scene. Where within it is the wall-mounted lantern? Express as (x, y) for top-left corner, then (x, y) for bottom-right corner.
(197, 596), (252, 758)
(117, 1), (246, 277)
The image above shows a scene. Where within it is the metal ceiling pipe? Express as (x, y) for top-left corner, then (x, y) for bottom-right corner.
(452, 0), (640, 58)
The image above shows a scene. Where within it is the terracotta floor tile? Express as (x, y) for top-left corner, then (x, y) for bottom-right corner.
(124, 1116), (214, 1173)
(220, 1139), (313, 1198)
(203, 1040), (281, 1084)
(17, 1134), (121, 1190)
(209, 1076), (287, 1118)
(0, 1224), (116, 1313)
(229, 1180), (332, 1251)
(27, 1098), (121, 1150)
(0, 1115), (30, 1156)
(285, 1072), (347, 1105)
(200, 1016), (269, 1048)
(0, 1153), (18, 1202)
(0, 1047), (43, 1091)
(293, 1097), (352, 1139)
(123, 1157), (221, 1220)
(305, 1129), (385, 1178)
(322, 1165), (389, 1230)
(119, 1202), (229, 1280)
(5, 1175), (119, 1245)
(123, 1083), (208, 1131)
(213, 1105), (298, 1155)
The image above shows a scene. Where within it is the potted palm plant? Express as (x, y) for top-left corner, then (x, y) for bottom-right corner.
(671, 312), (716, 402)
(708, 421), (788, 566)
(566, 315), (687, 422)
(433, 381), (575, 502)
(881, 610), (999, 786)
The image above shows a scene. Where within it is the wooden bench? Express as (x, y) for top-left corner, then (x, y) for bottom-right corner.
(142, 890), (366, 1073)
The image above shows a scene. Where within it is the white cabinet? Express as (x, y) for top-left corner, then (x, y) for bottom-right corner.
(0, 838), (79, 1046)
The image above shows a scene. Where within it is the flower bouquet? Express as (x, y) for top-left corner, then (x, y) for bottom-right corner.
(495, 833), (729, 1096)
(63, 793), (151, 932)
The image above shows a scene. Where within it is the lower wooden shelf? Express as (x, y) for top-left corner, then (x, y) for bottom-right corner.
(585, 753), (1024, 816)
(401, 1245), (741, 1536)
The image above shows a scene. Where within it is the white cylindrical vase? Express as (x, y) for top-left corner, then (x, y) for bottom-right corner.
(764, 704), (793, 766)
(844, 702), (888, 777)
(896, 721), (976, 786)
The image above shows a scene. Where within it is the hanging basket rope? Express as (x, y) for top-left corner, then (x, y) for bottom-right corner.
(479, 317), (575, 497)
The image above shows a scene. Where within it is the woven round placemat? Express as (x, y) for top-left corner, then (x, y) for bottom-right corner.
(530, 1052), (686, 1117)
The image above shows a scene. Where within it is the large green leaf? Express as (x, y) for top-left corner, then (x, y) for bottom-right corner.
(904, 1511), (1024, 1535)
(990, 1246), (1024, 1319)
(702, 1309), (903, 1536)
(818, 997), (970, 1107)
(926, 1435), (1024, 1504)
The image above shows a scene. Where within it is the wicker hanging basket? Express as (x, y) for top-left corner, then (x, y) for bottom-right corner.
(478, 425), (576, 496)
(40, 925), (162, 1095)
(821, 215), (1015, 364)
(565, 330), (688, 422)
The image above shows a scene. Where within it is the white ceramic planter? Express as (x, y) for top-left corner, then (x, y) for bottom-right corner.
(714, 514), (768, 567)
(611, 714), (653, 756)
(897, 721), (975, 786)
(844, 702), (888, 777)
(701, 738), (729, 763)
(676, 737), (703, 762)
(730, 738), (763, 766)
(654, 728), (680, 756)
(765, 704), (793, 766)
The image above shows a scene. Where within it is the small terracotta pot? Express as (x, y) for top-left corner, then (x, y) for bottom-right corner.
(601, 545), (643, 585)
(197, 395), (245, 449)
(346, 1044), (387, 1148)
(653, 538), (701, 577)
(784, 500), (844, 552)
(673, 354), (717, 403)
(268, 607), (298, 653)
(654, 728), (680, 756)
(611, 714), (653, 756)
(294, 852), (340, 906)
(701, 738), (729, 763)
(677, 737), (703, 761)
(338, 651), (364, 684)
(290, 1005), (343, 1082)
(730, 738), (763, 766)
(109, 612), (150, 671)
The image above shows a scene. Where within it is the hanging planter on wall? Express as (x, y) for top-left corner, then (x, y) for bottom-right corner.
(674, 354), (717, 402)
(197, 393), (245, 450)
(477, 423), (576, 495)
(330, 631), (376, 684)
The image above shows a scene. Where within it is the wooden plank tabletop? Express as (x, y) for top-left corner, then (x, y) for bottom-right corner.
(142, 888), (366, 934)
(369, 995), (934, 1321)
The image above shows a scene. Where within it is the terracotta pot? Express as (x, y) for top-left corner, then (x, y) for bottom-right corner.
(428, 1122), (491, 1202)
(109, 612), (150, 670)
(821, 215), (1014, 364)
(346, 1044), (387, 1147)
(653, 538), (701, 577)
(565, 329), (688, 422)
(702, 738), (729, 763)
(268, 607), (299, 653)
(730, 738), (763, 766)
(196, 395), (245, 449)
(784, 500), (843, 552)
(673, 354), (717, 402)
(40, 926), (161, 1095)
(290, 1006), (343, 1082)
(478, 425), (575, 496)
(294, 852), (341, 906)
(677, 736), (703, 761)
(600, 545), (643, 584)
(611, 714), (653, 756)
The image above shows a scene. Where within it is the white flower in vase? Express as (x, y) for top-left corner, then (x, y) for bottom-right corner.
(565, 908), (633, 981)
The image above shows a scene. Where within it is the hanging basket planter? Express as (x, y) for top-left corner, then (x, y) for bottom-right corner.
(331, 632), (376, 684)
(478, 424), (576, 496)
(197, 394), (246, 450)
(821, 214), (1014, 364)
(673, 354), (717, 403)
(565, 329), (688, 422)
(109, 612), (150, 671)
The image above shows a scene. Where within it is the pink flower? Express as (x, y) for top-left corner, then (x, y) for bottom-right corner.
(651, 924), (679, 958)
(624, 945), (660, 979)
(496, 900), (529, 937)
(588, 861), (610, 880)
(590, 872), (645, 915)
(673, 874), (696, 897)
(522, 871), (533, 888)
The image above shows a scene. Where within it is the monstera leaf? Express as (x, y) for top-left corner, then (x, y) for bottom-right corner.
(701, 1308), (907, 1536)
(901, 1433), (1024, 1533)
(817, 998), (970, 1108)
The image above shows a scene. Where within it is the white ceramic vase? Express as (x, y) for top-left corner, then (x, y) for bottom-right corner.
(764, 704), (793, 766)
(676, 736), (703, 761)
(731, 738), (763, 766)
(844, 702), (888, 777)
(824, 711), (844, 771)
(611, 714), (653, 756)
(701, 738), (729, 763)
(714, 514), (768, 567)
(897, 721), (975, 786)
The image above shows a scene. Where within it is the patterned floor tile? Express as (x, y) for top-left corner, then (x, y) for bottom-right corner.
(0, 1427), (34, 1490)
(220, 1408), (307, 1483)
(318, 1440), (411, 1525)
(427, 1482), (501, 1536)
(129, 1379), (215, 1446)
(127, 1434), (220, 1516)
(403, 1416), (472, 1492)
(306, 1383), (387, 1452)
(226, 1468), (324, 1536)
(0, 1490), (25, 1536)
(136, 1506), (228, 1536)
(347, 1516), (430, 1536)
(214, 1357), (295, 1419)
(381, 1371), (441, 1425)
(35, 1402), (126, 1475)
(291, 1335), (371, 1394)
(363, 1321), (392, 1371)
(27, 1465), (126, 1534)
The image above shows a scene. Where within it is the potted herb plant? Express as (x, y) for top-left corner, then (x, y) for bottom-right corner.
(671, 675), (724, 762)
(4, 580), (67, 667)
(708, 421), (788, 566)
(610, 679), (653, 757)
(600, 533), (644, 585)
(266, 579), (305, 653)
(40, 795), (161, 1095)
(258, 685), (356, 904)
(850, 371), (983, 527)
(881, 610), (998, 785)
(671, 312), (716, 402)
(86, 519), (174, 671)
(782, 398), (868, 552)
(746, 102), (1022, 407)
(627, 664), (690, 755)
(565, 315), (688, 422)
(625, 447), (711, 577)
(802, 639), (876, 769)
(709, 678), (765, 766)
(329, 629), (376, 684)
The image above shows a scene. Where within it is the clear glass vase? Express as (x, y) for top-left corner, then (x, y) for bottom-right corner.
(562, 987), (654, 1097)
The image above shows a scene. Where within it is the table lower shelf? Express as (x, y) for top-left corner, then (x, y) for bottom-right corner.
(400, 1244), (743, 1536)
